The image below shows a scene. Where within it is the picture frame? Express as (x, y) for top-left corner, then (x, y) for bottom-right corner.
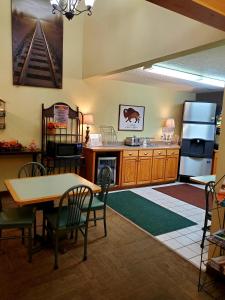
(118, 104), (145, 131)
(12, 0), (63, 89)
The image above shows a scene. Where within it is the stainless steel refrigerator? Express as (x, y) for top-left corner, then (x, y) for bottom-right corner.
(179, 101), (217, 177)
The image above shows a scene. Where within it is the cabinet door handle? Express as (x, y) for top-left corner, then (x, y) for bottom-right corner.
(144, 152), (147, 155)
(129, 153), (132, 156)
(158, 152), (161, 155)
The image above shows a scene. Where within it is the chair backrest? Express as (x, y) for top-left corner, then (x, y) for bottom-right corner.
(97, 165), (112, 203)
(57, 185), (93, 230)
(205, 181), (216, 215)
(18, 162), (47, 178)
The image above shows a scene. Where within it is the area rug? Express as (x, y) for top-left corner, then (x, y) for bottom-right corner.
(107, 191), (196, 236)
(153, 184), (206, 209)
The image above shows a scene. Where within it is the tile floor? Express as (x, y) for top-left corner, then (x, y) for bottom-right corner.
(129, 182), (208, 269)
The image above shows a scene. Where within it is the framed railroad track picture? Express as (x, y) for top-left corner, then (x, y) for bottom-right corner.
(118, 104), (145, 131)
(12, 0), (63, 89)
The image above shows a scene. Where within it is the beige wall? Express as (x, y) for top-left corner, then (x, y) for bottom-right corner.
(1, 0), (221, 192)
(0, 0), (85, 146)
(0, 0), (86, 190)
(83, 0), (225, 77)
(0, 0), (197, 146)
(85, 77), (195, 140)
(0, 74), (195, 191)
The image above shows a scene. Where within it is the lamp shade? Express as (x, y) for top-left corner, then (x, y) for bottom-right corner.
(85, 0), (95, 7)
(83, 114), (94, 125)
(165, 118), (175, 128)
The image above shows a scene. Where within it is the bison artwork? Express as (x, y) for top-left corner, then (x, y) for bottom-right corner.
(123, 108), (140, 123)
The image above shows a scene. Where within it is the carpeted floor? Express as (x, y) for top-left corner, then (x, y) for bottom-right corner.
(153, 184), (207, 209)
(0, 193), (215, 300)
(107, 190), (196, 236)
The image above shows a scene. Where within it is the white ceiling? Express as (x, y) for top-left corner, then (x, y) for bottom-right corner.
(106, 44), (225, 93)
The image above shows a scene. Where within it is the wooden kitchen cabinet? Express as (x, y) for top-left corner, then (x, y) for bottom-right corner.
(84, 145), (179, 189)
(152, 156), (166, 183)
(151, 149), (166, 183)
(121, 149), (152, 186)
(137, 156), (152, 184)
(137, 150), (153, 184)
(151, 148), (179, 183)
(121, 154), (138, 186)
(114, 148), (179, 186)
(165, 157), (179, 181)
(164, 149), (179, 181)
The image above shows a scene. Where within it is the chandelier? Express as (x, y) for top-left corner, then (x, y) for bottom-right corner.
(50, 0), (96, 20)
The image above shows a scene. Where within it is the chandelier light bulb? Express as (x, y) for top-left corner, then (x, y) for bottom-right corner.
(85, 0), (95, 7)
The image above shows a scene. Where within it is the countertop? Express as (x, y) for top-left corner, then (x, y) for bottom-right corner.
(85, 143), (180, 151)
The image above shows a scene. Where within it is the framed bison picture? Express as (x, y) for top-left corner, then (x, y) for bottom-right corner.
(118, 104), (145, 131)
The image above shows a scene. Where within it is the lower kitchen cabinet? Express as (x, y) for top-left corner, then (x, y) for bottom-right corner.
(121, 156), (138, 186)
(137, 156), (152, 184)
(165, 155), (179, 181)
(84, 146), (180, 189)
(151, 149), (166, 183)
(121, 149), (152, 186)
(152, 156), (166, 183)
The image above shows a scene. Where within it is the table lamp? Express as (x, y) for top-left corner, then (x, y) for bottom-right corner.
(162, 118), (175, 142)
(83, 113), (94, 144)
(165, 118), (175, 128)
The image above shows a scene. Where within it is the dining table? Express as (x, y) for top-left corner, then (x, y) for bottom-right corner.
(190, 174), (225, 203)
(4, 173), (101, 206)
(190, 174), (216, 185)
(4, 173), (101, 253)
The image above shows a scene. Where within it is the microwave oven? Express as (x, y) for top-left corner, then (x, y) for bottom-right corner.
(46, 141), (83, 157)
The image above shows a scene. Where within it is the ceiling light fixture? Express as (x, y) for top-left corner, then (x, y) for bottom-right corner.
(50, 0), (96, 21)
(144, 65), (225, 88)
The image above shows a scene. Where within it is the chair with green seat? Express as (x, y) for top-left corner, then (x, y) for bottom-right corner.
(83, 165), (112, 237)
(18, 161), (47, 178)
(18, 162), (53, 237)
(0, 202), (35, 262)
(43, 185), (93, 269)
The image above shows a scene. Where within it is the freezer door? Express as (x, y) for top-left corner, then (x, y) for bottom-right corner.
(182, 123), (215, 141)
(183, 102), (216, 123)
(179, 156), (212, 176)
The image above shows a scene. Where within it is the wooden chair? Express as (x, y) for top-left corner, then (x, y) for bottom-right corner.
(82, 165), (112, 237)
(43, 185), (93, 269)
